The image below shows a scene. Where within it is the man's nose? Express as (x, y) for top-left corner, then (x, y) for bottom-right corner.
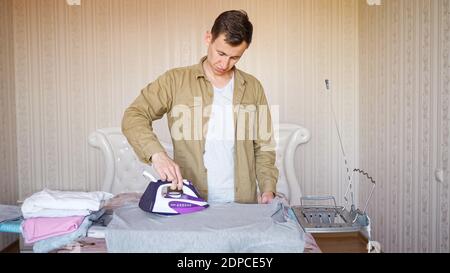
(220, 57), (230, 68)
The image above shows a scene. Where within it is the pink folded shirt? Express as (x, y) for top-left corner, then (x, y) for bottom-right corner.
(22, 216), (85, 244)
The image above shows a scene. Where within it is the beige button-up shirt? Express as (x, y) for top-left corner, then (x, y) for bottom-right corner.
(122, 57), (279, 203)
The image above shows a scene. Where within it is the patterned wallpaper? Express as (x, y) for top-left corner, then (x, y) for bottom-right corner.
(8, 0), (360, 208)
(0, 0), (19, 251)
(24, 0), (450, 253)
(359, 0), (450, 253)
(2, 0), (448, 254)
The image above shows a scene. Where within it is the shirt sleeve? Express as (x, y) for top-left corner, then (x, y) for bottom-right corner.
(253, 81), (279, 194)
(121, 72), (174, 164)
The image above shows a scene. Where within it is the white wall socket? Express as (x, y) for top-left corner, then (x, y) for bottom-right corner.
(435, 169), (444, 183)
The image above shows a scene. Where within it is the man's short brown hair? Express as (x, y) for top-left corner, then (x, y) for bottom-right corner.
(211, 10), (253, 46)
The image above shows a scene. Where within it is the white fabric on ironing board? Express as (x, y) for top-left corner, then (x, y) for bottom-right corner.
(105, 198), (305, 253)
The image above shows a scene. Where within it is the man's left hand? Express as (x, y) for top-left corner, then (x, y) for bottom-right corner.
(261, 192), (275, 204)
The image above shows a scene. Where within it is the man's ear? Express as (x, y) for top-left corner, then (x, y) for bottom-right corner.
(204, 31), (212, 46)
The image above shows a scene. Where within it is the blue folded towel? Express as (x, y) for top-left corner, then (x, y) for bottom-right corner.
(0, 218), (23, 233)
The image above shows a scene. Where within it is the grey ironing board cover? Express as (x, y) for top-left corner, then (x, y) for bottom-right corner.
(105, 198), (305, 253)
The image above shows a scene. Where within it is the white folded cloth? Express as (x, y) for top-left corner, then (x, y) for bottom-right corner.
(21, 188), (114, 219)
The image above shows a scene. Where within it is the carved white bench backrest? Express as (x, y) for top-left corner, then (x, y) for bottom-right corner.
(88, 123), (310, 204)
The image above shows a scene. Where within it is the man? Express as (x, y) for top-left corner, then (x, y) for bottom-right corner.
(122, 10), (278, 204)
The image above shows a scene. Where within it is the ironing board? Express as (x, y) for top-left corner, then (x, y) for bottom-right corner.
(49, 193), (322, 253)
(79, 123), (316, 253)
(17, 123), (317, 253)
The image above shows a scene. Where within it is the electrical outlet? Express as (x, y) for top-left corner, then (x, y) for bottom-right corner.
(435, 169), (444, 183)
(324, 79), (331, 91)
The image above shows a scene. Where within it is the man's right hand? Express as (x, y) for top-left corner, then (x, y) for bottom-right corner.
(151, 152), (184, 190)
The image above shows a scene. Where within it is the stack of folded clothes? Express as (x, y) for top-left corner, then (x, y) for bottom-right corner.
(20, 188), (113, 253)
(0, 204), (23, 233)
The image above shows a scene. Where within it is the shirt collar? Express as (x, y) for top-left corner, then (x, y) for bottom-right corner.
(194, 56), (246, 86)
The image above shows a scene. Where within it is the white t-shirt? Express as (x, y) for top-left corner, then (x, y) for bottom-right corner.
(203, 75), (235, 203)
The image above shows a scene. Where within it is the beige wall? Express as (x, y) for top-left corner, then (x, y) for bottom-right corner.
(6, 0), (448, 253)
(0, 0), (19, 251)
(359, 0), (450, 253)
(3, 0), (449, 254)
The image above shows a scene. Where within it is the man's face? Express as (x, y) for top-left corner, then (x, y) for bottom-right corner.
(205, 32), (248, 76)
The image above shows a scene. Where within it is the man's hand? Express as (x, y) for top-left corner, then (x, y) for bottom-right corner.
(260, 192), (275, 204)
(151, 152), (183, 190)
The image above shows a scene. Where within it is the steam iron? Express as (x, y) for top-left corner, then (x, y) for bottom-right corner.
(139, 171), (209, 215)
